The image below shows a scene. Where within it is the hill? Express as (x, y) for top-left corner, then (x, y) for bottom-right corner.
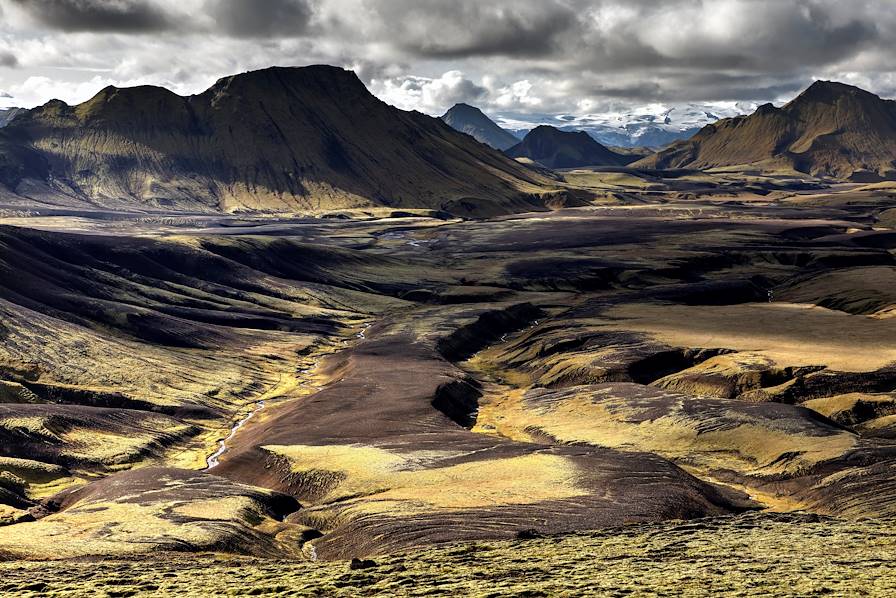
(506, 125), (634, 169)
(0, 66), (561, 216)
(441, 103), (521, 151)
(636, 81), (896, 180)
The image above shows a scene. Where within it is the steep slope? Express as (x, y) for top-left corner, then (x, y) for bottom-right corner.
(506, 125), (633, 169)
(441, 103), (521, 151)
(636, 81), (896, 180)
(0, 108), (24, 128)
(0, 66), (560, 216)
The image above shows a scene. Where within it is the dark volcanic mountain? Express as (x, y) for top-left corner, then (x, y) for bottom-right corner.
(636, 81), (896, 180)
(506, 125), (634, 169)
(0, 66), (559, 215)
(441, 103), (521, 151)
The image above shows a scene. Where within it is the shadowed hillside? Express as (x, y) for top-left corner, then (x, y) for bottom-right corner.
(506, 125), (634, 169)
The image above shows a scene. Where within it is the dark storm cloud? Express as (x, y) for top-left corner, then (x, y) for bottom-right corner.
(0, 50), (17, 67)
(564, 1), (880, 74)
(368, 0), (581, 59)
(337, 0), (883, 74)
(204, 0), (313, 38)
(10, 0), (174, 33)
(2, 0), (896, 112)
(341, 0), (894, 108)
(664, 72), (813, 102)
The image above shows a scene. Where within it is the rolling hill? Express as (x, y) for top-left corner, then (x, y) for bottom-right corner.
(0, 66), (561, 216)
(441, 103), (521, 151)
(506, 125), (634, 169)
(636, 81), (896, 180)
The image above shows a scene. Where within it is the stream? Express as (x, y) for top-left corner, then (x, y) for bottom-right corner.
(203, 324), (371, 471)
(204, 399), (268, 470)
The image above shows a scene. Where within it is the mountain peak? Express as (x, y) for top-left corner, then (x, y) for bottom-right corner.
(201, 65), (368, 105)
(441, 102), (520, 151)
(210, 64), (360, 87)
(445, 103), (483, 115)
(527, 125), (592, 141)
(790, 80), (879, 106)
(507, 125), (633, 169)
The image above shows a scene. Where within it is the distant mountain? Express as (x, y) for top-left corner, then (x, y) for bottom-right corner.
(636, 81), (896, 180)
(505, 125), (634, 169)
(0, 107), (24, 128)
(0, 66), (561, 216)
(441, 103), (520, 151)
(497, 103), (755, 149)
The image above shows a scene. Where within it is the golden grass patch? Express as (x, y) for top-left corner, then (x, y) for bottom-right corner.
(173, 496), (260, 521)
(475, 388), (854, 479)
(803, 393), (896, 421)
(603, 302), (896, 372)
(265, 444), (586, 513)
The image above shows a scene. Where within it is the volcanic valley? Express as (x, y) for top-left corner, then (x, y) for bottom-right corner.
(0, 67), (896, 595)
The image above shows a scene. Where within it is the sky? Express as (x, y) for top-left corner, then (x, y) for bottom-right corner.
(1, 0), (895, 123)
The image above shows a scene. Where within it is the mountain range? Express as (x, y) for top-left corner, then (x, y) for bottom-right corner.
(498, 102), (757, 149)
(0, 66), (560, 216)
(2, 72), (895, 217)
(506, 125), (635, 169)
(441, 103), (521, 151)
(635, 81), (896, 180)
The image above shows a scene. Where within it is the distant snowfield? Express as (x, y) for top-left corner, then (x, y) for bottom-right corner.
(497, 101), (759, 148)
(0, 107), (24, 128)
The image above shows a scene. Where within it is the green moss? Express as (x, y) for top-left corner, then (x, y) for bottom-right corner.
(1, 513), (894, 596)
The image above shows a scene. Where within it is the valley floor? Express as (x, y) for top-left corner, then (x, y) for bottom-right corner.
(2, 172), (896, 593)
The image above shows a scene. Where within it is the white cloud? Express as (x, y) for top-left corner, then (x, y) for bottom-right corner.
(370, 70), (486, 113)
(7, 74), (117, 105)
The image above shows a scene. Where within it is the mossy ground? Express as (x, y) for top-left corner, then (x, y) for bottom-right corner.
(2, 512), (894, 596)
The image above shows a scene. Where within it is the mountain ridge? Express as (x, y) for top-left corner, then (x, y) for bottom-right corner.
(635, 80), (896, 180)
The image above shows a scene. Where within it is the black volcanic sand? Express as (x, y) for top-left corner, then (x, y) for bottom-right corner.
(1, 188), (896, 567)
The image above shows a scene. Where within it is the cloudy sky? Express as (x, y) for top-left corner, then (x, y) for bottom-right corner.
(1, 0), (895, 122)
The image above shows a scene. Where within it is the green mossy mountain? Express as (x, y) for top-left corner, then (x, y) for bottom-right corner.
(0, 66), (559, 215)
(636, 81), (896, 180)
